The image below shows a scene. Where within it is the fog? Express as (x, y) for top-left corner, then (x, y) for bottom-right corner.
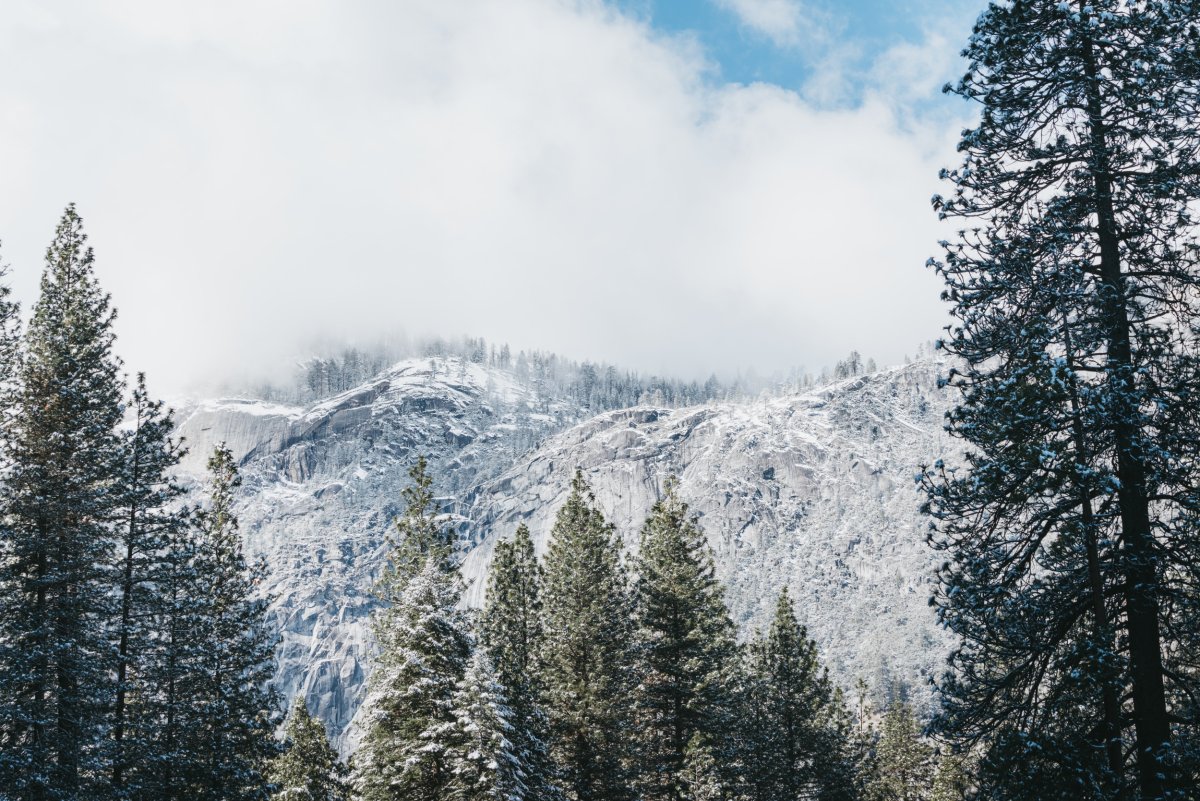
(0, 1), (970, 395)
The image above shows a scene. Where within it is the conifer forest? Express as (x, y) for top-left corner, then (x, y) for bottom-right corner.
(4, 1), (1200, 800)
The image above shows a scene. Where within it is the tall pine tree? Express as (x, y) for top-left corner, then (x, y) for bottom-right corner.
(480, 524), (560, 801)
(742, 589), (851, 801)
(353, 457), (470, 801)
(540, 469), (634, 801)
(630, 478), (738, 801)
(0, 205), (126, 800)
(189, 446), (279, 801)
(109, 373), (192, 798)
(924, 2), (1200, 796)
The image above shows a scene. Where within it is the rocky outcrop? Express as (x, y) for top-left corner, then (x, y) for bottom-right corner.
(177, 356), (955, 753)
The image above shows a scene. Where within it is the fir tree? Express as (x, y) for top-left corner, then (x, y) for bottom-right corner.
(447, 649), (530, 801)
(924, 2), (1200, 796)
(0, 250), (19, 431)
(109, 374), (192, 798)
(539, 469), (634, 801)
(0, 205), (126, 799)
(190, 446), (279, 800)
(865, 702), (933, 801)
(267, 697), (348, 801)
(929, 752), (972, 801)
(353, 457), (470, 801)
(742, 589), (849, 801)
(679, 733), (725, 801)
(479, 524), (559, 801)
(630, 478), (738, 801)
(381, 455), (451, 600)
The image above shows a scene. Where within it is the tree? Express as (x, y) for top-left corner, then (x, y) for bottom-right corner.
(190, 446), (279, 800)
(925, 2), (1200, 796)
(480, 524), (559, 800)
(630, 478), (738, 801)
(0, 205), (126, 799)
(0, 247), (19, 430)
(447, 649), (530, 801)
(539, 469), (634, 801)
(381, 455), (451, 599)
(353, 458), (470, 801)
(865, 702), (933, 801)
(268, 697), (348, 801)
(110, 374), (192, 798)
(742, 589), (850, 801)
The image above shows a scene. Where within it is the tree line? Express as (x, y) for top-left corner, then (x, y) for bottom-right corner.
(304, 458), (969, 801)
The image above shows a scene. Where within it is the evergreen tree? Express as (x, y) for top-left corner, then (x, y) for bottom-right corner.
(540, 469), (634, 801)
(742, 589), (849, 801)
(925, 2), (1200, 796)
(381, 455), (451, 600)
(0, 205), (126, 799)
(109, 374), (192, 798)
(630, 478), (738, 801)
(679, 733), (725, 801)
(353, 457), (469, 801)
(865, 702), (933, 801)
(480, 524), (560, 800)
(190, 446), (279, 800)
(447, 649), (530, 801)
(0, 250), (19, 430)
(929, 752), (972, 801)
(267, 697), (348, 801)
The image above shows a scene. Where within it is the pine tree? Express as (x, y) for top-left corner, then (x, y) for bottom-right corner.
(929, 752), (972, 801)
(539, 469), (634, 801)
(0, 249), (20, 428)
(446, 649), (530, 801)
(190, 446), (279, 800)
(742, 589), (849, 801)
(0, 205), (126, 799)
(630, 478), (738, 801)
(109, 374), (192, 799)
(924, 3), (1200, 796)
(267, 697), (348, 801)
(479, 524), (559, 800)
(353, 457), (470, 801)
(679, 733), (725, 801)
(865, 702), (933, 801)
(381, 455), (450, 600)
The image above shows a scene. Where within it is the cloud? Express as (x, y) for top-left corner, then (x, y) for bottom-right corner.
(0, 0), (968, 394)
(712, 0), (808, 47)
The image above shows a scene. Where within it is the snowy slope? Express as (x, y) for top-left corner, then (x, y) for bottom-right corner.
(177, 356), (956, 753)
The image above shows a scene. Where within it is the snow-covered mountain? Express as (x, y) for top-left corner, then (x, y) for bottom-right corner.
(176, 355), (956, 753)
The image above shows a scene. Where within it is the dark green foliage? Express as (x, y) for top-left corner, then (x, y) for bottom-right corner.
(631, 478), (738, 801)
(109, 374), (193, 799)
(742, 590), (855, 801)
(187, 447), (280, 800)
(864, 702), (933, 801)
(268, 697), (348, 801)
(540, 470), (635, 801)
(0, 205), (126, 799)
(924, 2), (1200, 797)
(353, 458), (471, 801)
(480, 524), (559, 801)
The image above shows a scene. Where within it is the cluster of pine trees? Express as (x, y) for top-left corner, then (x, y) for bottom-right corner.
(0, 207), (279, 800)
(278, 458), (965, 801)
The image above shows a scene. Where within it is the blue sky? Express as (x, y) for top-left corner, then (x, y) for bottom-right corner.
(621, 0), (985, 102)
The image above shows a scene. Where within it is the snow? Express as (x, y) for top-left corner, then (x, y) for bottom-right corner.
(177, 354), (959, 755)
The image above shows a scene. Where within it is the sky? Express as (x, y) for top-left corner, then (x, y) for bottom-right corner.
(0, 0), (987, 394)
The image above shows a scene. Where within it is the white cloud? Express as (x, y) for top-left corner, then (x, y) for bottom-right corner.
(0, 0), (966, 393)
(713, 0), (807, 46)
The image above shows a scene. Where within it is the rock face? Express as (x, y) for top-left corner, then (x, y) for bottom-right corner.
(177, 355), (956, 754)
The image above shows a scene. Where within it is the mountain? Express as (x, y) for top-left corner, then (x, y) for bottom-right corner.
(176, 354), (955, 753)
